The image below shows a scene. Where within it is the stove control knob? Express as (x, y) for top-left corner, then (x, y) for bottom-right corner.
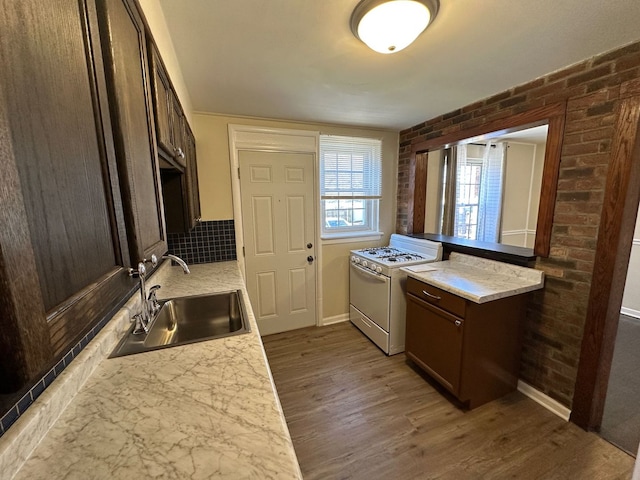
(354, 257), (361, 264)
(376, 266), (382, 273)
(362, 261), (368, 268)
(350, 255), (356, 263)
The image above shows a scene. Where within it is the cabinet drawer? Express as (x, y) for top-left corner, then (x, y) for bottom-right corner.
(406, 277), (466, 318)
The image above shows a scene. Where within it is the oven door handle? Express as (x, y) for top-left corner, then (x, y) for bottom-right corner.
(351, 263), (387, 282)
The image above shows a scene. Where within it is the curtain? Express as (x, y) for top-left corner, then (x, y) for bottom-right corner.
(476, 142), (506, 242)
(451, 142), (506, 242)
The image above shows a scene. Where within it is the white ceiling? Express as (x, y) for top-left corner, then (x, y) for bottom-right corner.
(159, 0), (640, 131)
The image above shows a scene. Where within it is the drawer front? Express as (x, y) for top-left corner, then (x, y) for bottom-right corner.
(350, 305), (389, 354)
(406, 277), (466, 318)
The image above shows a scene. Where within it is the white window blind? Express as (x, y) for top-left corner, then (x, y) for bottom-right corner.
(319, 135), (382, 237)
(320, 136), (381, 200)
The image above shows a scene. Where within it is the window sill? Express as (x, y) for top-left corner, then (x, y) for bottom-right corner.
(321, 231), (384, 245)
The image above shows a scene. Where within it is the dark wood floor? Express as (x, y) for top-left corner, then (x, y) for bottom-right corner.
(263, 322), (634, 480)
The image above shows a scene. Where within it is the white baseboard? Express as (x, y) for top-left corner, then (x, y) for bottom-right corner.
(517, 380), (571, 421)
(621, 307), (640, 320)
(321, 313), (350, 326)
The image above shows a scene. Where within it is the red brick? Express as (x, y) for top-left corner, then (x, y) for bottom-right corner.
(529, 79), (567, 97)
(562, 141), (601, 157)
(614, 51), (640, 73)
(621, 78), (640, 97)
(462, 100), (485, 113)
(548, 61), (589, 82)
(394, 40), (640, 409)
(581, 127), (614, 142)
(567, 89), (612, 110)
(513, 77), (545, 95)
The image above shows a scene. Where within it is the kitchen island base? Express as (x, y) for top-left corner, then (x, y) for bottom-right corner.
(406, 276), (529, 410)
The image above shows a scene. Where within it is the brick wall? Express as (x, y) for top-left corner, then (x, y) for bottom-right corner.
(397, 41), (640, 407)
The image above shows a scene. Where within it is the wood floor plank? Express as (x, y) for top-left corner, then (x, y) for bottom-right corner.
(263, 322), (634, 479)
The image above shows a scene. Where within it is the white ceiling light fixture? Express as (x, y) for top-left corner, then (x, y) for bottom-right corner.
(351, 0), (439, 54)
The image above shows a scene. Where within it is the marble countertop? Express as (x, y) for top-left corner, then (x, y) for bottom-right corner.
(402, 253), (545, 303)
(10, 261), (302, 480)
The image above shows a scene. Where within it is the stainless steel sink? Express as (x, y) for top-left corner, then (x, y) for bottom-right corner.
(110, 290), (250, 358)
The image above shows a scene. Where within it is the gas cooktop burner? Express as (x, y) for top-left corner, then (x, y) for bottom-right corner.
(359, 247), (402, 257)
(382, 253), (425, 262)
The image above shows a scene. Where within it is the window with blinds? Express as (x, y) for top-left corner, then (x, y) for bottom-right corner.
(319, 135), (382, 237)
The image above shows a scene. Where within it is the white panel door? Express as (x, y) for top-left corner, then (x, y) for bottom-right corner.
(239, 151), (316, 335)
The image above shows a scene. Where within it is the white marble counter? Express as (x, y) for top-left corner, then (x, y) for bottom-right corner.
(402, 253), (544, 303)
(5, 261), (302, 480)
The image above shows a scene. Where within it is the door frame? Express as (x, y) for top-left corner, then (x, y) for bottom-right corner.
(228, 124), (322, 326)
(571, 89), (640, 430)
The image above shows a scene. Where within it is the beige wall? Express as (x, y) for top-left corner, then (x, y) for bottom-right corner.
(138, 0), (193, 122)
(500, 141), (545, 248)
(193, 113), (399, 320)
(424, 149), (443, 233)
(621, 207), (640, 317)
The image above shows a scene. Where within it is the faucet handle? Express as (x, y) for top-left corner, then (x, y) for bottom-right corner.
(147, 285), (162, 314)
(132, 313), (147, 335)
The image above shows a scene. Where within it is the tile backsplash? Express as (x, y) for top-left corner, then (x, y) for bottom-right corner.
(167, 220), (236, 264)
(0, 220), (235, 440)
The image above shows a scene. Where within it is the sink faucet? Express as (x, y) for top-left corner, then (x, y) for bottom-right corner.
(127, 253), (190, 334)
(163, 253), (190, 274)
(128, 262), (156, 335)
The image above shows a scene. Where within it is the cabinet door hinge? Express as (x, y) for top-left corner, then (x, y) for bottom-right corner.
(242, 246), (245, 257)
(237, 167), (241, 179)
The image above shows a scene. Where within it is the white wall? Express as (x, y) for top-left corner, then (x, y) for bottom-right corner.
(192, 113), (399, 321)
(621, 206), (640, 319)
(424, 149), (443, 233)
(500, 141), (545, 248)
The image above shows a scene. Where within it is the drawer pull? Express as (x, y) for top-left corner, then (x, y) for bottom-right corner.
(422, 290), (442, 301)
(455, 320), (462, 327)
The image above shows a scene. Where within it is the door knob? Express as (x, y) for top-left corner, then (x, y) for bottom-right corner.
(307, 256), (314, 263)
(307, 243), (313, 249)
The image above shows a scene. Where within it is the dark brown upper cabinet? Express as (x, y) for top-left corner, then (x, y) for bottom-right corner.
(149, 43), (186, 169)
(96, 0), (168, 265)
(0, 0), (136, 395)
(171, 94), (187, 163)
(147, 37), (201, 233)
(160, 124), (201, 233)
(149, 44), (174, 161)
(185, 123), (202, 226)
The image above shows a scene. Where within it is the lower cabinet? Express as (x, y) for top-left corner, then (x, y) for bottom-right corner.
(405, 276), (527, 409)
(406, 295), (463, 394)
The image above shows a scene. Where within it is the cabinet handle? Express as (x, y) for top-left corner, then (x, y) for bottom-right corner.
(174, 147), (185, 159)
(455, 320), (462, 327)
(422, 290), (441, 301)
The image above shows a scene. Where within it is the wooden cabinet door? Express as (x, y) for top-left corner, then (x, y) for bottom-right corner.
(185, 124), (201, 227)
(161, 122), (201, 233)
(96, 0), (167, 265)
(149, 44), (174, 157)
(170, 92), (186, 163)
(406, 294), (464, 395)
(0, 0), (134, 390)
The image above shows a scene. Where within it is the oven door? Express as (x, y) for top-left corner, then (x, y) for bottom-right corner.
(349, 262), (391, 331)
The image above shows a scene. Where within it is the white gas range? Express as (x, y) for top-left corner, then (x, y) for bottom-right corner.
(349, 234), (442, 355)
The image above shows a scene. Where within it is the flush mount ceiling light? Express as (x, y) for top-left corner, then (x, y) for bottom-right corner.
(350, 0), (439, 54)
